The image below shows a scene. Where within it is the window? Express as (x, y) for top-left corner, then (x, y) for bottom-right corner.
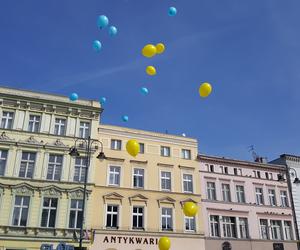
(12, 196), (30, 226)
(106, 205), (118, 228)
(69, 200), (83, 229)
(260, 219), (269, 239)
(209, 165), (214, 172)
(239, 218), (249, 238)
(182, 149), (191, 159)
(222, 184), (231, 202)
(109, 166), (121, 186)
(46, 155), (63, 181)
(210, 215), (220, 237)
(161, 207), (173, 231)
(161, 171), (171, 191)
(183, 174), (193, 193)
(111, 139), (122, 150)
(270, 220), (283, 240)
(54, 118), (66, 136)
(133, 168), (144, 188)
(207, 182), (216, 200)
(269, 173), (273, 180)
(28, 115), (41, 132)
(41, 198), (58, 228)
(234, 168), (238, 175)
(0, 149), (8, 176)
(79, 121), (90, 138)
(161, 146), (170, 157)
(222, 216), (236, 238)
(73, 157), (87, 182)
(139, 143), (145, 154)
(255, 187), (264, 205)
(268, 189), (276, 206)
(185, 216), (195, 231)
(280, 191), (289, 207)
(224, 167), (228, 174)
(236, 185), (245, 203)
(265, 172), (269, 180)
(132, 206), (144, 229)
(19, 152), (36, 178)
(1, 111), (14, 129)
(284, 221), (293, 240)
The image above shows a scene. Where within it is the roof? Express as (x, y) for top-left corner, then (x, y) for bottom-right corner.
(198, 153), (285, 170)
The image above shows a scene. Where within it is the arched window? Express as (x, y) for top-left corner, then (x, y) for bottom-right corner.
(222, 242), (232, 250)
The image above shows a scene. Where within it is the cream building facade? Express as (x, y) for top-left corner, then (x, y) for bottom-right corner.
(0, 87), (102, 250)
(90, 125), (205, 250)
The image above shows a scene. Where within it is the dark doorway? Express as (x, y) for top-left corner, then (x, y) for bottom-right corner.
(222, 242), (232, 250)
(273, 243), (284, 250)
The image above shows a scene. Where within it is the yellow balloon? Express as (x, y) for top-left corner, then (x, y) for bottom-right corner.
(146, 66), (156, 76)
(142, 44), (157, 58)
(158, 237), (171, 250)
(199, 82), (212, 98)
(156, 43), (165, 54)
(183, 202), (198, 217)
(126, 139), (140, 157)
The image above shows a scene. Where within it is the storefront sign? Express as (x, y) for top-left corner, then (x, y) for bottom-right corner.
(102, 236), (158, 245)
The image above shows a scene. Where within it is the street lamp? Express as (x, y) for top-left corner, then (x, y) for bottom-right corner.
(69, 136), (106, 250)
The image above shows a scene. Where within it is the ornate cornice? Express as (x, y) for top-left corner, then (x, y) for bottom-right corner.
(11, 183), (36, 196)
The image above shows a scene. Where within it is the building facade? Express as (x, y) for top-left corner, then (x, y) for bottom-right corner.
(90, 125), (205, 250)
(199, 154), (298, 250)
(270, 154), (300, 240)
(0, 87), (102, 250)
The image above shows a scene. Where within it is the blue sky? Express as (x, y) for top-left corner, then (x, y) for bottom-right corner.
(1, 0), (300, 161)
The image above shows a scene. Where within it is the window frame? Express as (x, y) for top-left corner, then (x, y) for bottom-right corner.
(46, 154), (63, 181)
(161, 207), (173, 231)
(11, 195), (30, 227)
(19, 151), (36, 179)
(106, 204), (119, 229)
(160, 146), (171, 157)
(221, 183), (231, 202)
(132, 206), (144, 230)
(111, 139), (122, 150)
(68, 199), (83, 229)
(0, 149), (8, 176)
(160, 170), (172, 191)
(182, 173), (193, 193)
(207, 182), (216, 200)
(108, 165), (121, 186)
(28, 114), (41, 133)
(54, 117), (67, 136)
(40, 197), (58, 228)
(236, 185), (245, 203)
(1, 110), (14, 129)
(79, 121), (90, 139)
(133, 168), (144, 189)
(181, 149), (191, 160)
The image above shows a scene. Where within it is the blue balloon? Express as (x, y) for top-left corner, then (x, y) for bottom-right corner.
(122, 115), (129, 122)
(97, 15), (109, 29)
(108, 26), (118, 36)
(69, 93), (78, 101)
(93, 40), (102, 52)
(168, 7), (177, 16)
(140, 87), (149, 96)
(100, 97), (106, 105)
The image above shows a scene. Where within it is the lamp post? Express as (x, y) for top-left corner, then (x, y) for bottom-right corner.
(279, 165), (300, 248)
(69, 136), (106, 250)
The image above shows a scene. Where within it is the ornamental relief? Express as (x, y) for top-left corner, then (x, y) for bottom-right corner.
(11, 185), (35, 196)
(39, 187), (63, 198)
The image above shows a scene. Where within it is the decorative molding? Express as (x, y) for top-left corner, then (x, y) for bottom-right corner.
(11, 183), (36, 196)
(157, 163), (174, 168)
(20, 136), (43, 145)
(180, 198), (198, 207)
(130, 160), (148, 164)
(128, 194), (148, 206)
(39, 185), (64, 198)
(157, 196), (176, 208)
(67, 187), (91, 200)
(103, 192), (124, 204)
(178, 165), (195, 170)
(105, 157), (125, 162)
(0, 132), (15, 142)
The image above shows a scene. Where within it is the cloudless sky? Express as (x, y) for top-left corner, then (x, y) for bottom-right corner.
(1, 0), (300, 161)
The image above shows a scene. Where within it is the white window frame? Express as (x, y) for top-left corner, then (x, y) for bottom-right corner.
(133, 168), (144, 189)
(111, 139), (122, 150)
(280, 190), (289, 207)
(79, 121), (90, 139)
(139, 143), (145, 154)
(0, 149), (8, 176)
(284, 221), (293, 240)
(106, 204), (119, 228)
(207, 182), (216, 200)
(222, 216), (236, 238)
(160, 171), (172, 191)
(69, 199), (83, 229)
(270, 220), (283, 240)
(40, 197), (58, 228)
(28, 114), (41, 133)
(11, 195), (30, 227)
(260, 219), (269, 239)
(184, 216), (196, 232)
(161, 146), (171, 157)
(182, 173), (193, 193)
(268, 189), (276, 206)
(54, 118), (66, 136)
(19, 152), (36, 179)
(181, 149), (191, 159)
(73, 157), (87, 182)
(239, 217), (249, 239)
(108, 165), (121, 186)
(210, 215), (220, 237)
(46, 154), (63, 181)
(236, 185), (245, 203)
(161, 207), (173, 231)
(1, 110), (14, 129)
(221, 183), (231, 202)
(132, 206), (144, 229)
(255, 187), (264, 205)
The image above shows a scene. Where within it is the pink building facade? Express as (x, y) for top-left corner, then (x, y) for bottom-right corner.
(198, 154), (298, 250)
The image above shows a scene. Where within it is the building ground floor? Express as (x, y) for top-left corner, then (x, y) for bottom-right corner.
(90, 230), (205, 250)
(205, 238), (299, 250)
